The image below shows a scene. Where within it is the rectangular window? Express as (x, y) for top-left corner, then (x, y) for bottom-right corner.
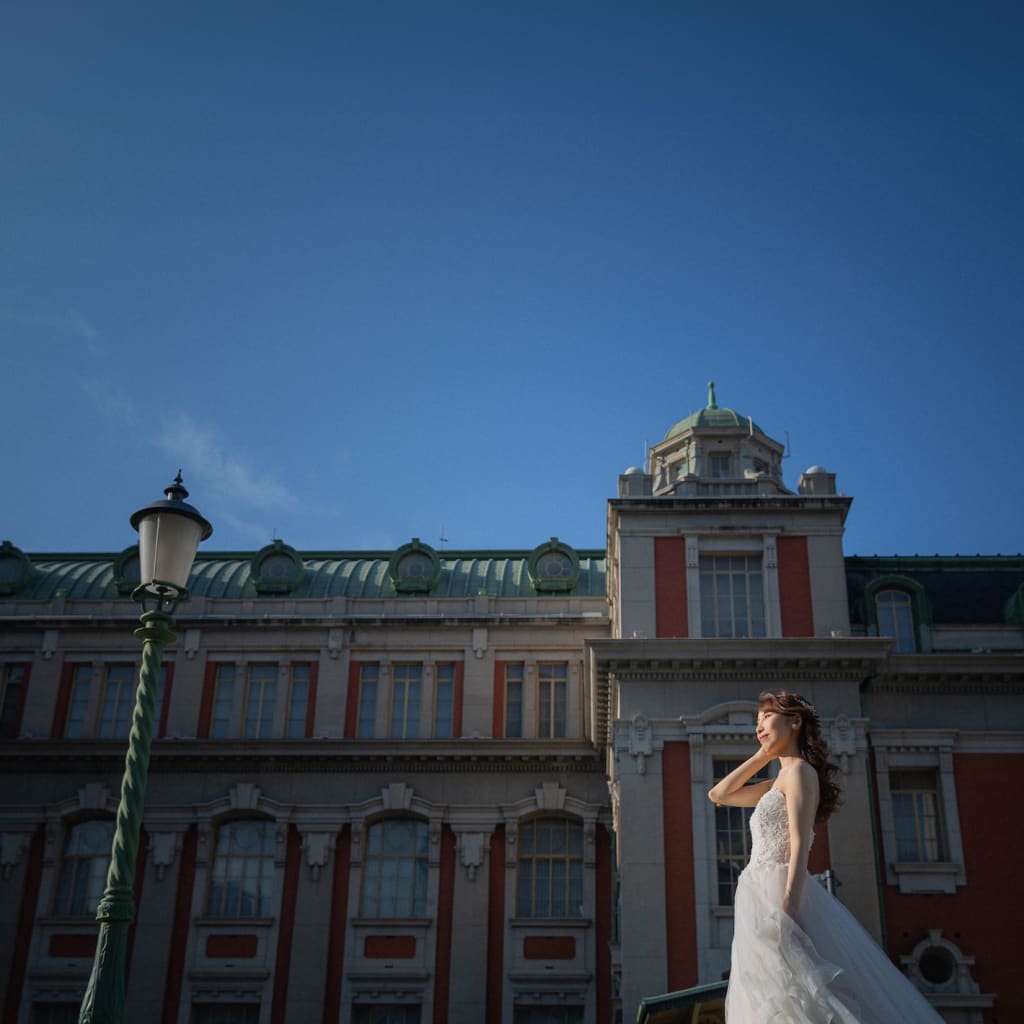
(244, 664), (277, 739)
(876, 590), (917, 653)
(708, 452), (731, 478)
(505, 663), (524, 738)
(98, 664), (136, 738)
(538, 663), (568, 738)
(0, 663), (27, 737)
(96, 664), (170, 740)
(516, 817), (583, 918)
(211, 664), (235, 739)
(286, 663), (312, 739)
(713, 757), (770, 905)
(65, 665), (93, 739)
(357, 663), (379, 738)
(700, 556), (765, 638)
(433, 663), (455, 738)
(891, 769), (948, 862)
(390, 663), (422, 738)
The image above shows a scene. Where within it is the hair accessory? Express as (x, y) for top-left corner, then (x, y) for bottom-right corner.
(794, 695), (817, 716)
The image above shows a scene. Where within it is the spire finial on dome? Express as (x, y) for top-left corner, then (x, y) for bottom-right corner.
(707, 380), (718, 410)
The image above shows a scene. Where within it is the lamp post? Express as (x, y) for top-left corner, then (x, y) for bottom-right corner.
(78, 473), (212, 1024)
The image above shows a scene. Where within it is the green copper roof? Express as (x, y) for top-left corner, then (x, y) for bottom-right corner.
(664, 380), (762, 439)
(12, 550), (607, 602)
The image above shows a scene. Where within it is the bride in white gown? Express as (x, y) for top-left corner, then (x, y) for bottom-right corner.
(708, 690), (945, 1023)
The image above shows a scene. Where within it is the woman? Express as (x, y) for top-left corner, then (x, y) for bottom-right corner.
(708, 690), (944, 1023)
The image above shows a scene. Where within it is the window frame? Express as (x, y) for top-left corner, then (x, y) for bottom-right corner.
(433, 662), (456, 738)
(97, 663), (137, 739)
(205, 817), (277, 919)
(357, 662), (379, 739)
(53, 818), (115, 918)
(861, 575), (932, 653)
(875, 589), (917, 653)
(359, 817), (430, 919)
(285, 662), (313, 739)
(243, 663), (278, 739)
(0, 661), (29, 738)
(872, 732), (965, 893)
(504, 663), (524, 738)
(515, 815), (585, 920)
(537, 662), (568, 739)
(699, 554), (766, 639)
(389, 663), (423, 739)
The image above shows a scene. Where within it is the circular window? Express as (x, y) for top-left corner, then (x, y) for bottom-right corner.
(918, 946), (955, 986)
(397, 552), (436, 580)
(389, 539), (441, 593)
(536, 550), (573, 578)
(528, 538), (580, 593)
(251, 541), (305, 595)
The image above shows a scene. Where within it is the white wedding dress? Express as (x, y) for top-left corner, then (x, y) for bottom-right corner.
(726, 787), (945, 1023)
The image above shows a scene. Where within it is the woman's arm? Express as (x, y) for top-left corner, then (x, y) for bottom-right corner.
(778, 762), (819, 917)
(707, 749), (773, 807)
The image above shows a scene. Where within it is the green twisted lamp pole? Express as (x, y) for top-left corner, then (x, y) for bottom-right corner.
(79, 474), (211, 1024)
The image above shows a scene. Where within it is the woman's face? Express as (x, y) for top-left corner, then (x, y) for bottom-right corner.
(756, 706), (799, 754)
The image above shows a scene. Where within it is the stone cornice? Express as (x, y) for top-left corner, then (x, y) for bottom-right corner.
(586, 637), (892, 747)
(0, 739), (604, 774)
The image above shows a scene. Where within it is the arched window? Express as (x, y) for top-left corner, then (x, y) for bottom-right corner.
(361, 818), (429, 918)
(875, 589), (916, 653)
(54, 819), (113, 917)
(516, 816), (584, 918)
(207, 819), (276, 918)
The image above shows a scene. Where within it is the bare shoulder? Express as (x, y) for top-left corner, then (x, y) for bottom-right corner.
(777, 760), (819, 798)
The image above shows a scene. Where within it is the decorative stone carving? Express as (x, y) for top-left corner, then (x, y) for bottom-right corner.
(1, 833), (30, 880)
(303, 832), (335, 881)
(629, 712), (653, 775)
(686, 538), (700, 569)
(149, 832), (181, 881)
(901, 928), (994, 1020)
(229, 782), (262, 811)
(41, 629), (59, 660)
(472, 628), (488, 659)
(535, 781), (567, 811)
(327, 628), (345, 659)
(183, 628), (201, 660)
(381, 782), (414, 810)
(829, 713), (857, 774)
(459, 832), (485, 881)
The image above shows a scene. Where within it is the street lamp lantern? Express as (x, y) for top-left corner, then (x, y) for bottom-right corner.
(130, 471), (213, 601)
(78, 474), (211, 1024)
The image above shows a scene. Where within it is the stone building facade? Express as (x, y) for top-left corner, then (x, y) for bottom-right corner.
(2, 389), (1022, 1024)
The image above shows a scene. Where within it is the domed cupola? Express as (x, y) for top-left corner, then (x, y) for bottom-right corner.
(648, 382), (791, 497)
(664, 381), (764, 439)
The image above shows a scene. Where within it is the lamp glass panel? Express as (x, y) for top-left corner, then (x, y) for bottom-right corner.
(137, 512), (203, 588)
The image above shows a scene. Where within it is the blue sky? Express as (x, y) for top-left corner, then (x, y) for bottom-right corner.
(2, 2), (1021, 558)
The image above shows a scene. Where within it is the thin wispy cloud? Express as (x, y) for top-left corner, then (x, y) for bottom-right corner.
(155, 412), (301, 545)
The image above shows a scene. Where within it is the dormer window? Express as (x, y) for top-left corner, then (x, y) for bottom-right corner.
(861, 575), (931, 654)
(876, 589), (916, 653)
(389, 539), (441, 593)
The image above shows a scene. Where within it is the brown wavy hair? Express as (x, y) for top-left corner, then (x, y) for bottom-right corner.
(758, 690), (842, 821)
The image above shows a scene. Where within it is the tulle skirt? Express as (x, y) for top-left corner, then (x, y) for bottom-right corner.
(725, 862), (944, 1023)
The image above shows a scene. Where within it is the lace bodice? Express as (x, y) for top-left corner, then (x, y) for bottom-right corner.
(749, 787), (812, 866)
